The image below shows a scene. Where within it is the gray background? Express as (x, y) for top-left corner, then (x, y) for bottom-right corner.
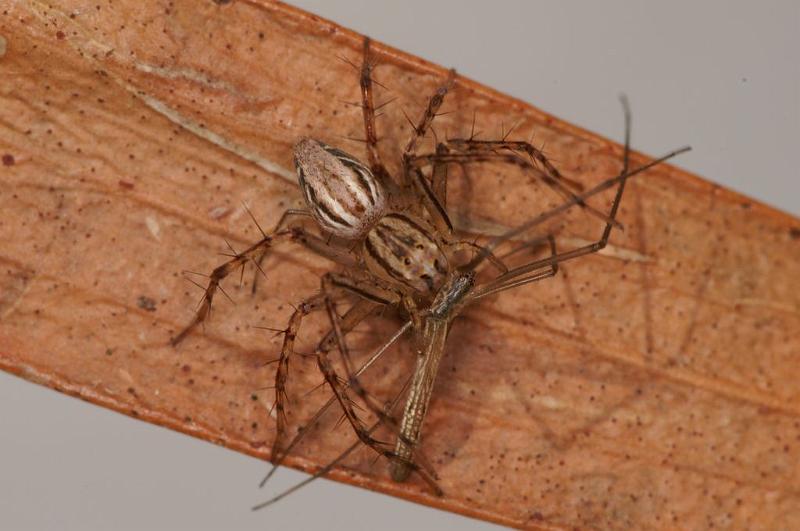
(1, 1), (797, 530)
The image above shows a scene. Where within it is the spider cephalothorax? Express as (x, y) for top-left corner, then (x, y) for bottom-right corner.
(294, 138), (387, 240)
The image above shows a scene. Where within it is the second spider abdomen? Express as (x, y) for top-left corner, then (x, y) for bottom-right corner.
(293, 138), (387, 239)
(363, 213), (448, 294)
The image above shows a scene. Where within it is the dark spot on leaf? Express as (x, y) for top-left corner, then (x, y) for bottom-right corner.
(137, 295), (157, 312)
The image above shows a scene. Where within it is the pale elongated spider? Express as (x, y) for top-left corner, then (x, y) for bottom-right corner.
(172, 38), (689, 500)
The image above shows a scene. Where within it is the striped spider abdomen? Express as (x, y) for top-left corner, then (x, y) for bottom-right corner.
(363, 213), (449, 294)
(294, 138), (387, 239)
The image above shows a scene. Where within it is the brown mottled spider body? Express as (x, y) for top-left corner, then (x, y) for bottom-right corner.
(171, 37), (689, 504)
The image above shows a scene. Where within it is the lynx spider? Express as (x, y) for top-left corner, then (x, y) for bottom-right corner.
(171, 38), (689, 503)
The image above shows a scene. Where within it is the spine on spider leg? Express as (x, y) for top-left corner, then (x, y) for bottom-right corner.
(390, 317), (449, 482)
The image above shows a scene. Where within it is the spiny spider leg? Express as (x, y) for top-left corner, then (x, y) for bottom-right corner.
(261, 316), (412, 487)
(324, 297), (389, 419)
(267, 267), (444, 492)
(423, 131), (600, 231)
(359, 38), (391, 184)
(447, 138), (585, 190)
(324, 297), (439, 480)
(315, 312), (442, 494)
(411, 148), (621, 228)
(471, 100), (681, 298)
(467, 145), (691, 273)
(253, 368), (416, 511)
(401, 71), (456, 230)
(269, 272), (401, 464)
(269, 293), (327, 461)
(315, 274), (442, 486)
(447, 139), (600, 216)
(172, 216), (357, 345)
(403, 69), (456, 161)
(250, 209), (310, 295)
(467, 150), (638, 298)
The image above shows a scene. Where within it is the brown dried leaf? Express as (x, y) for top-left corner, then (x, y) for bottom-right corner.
(1, 1), (799, 529)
